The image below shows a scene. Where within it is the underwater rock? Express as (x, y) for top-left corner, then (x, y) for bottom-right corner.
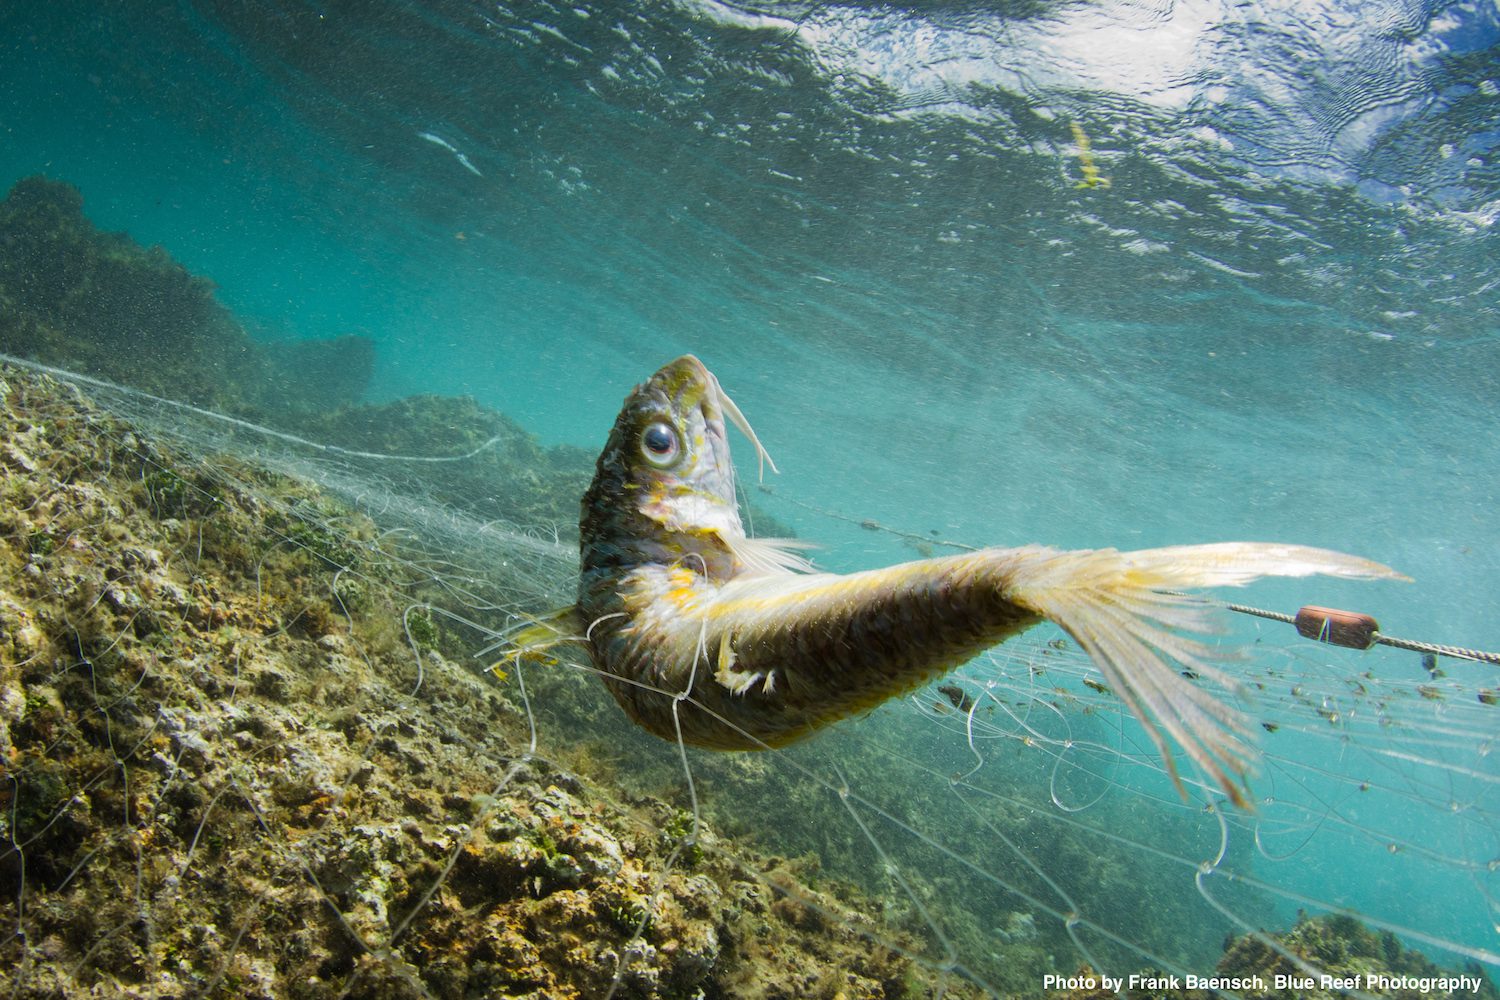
(290, 391), (599, 534)
(264, 333), (375, 412)
(0, 363), (940, 999)
(1212, 912), (1497, 1000)
(0, 175), (371, 417)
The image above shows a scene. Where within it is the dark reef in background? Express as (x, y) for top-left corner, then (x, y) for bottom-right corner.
(293, 393), (603, 534)
(0, 176), (588, 533)
(0, 175), (799, 539)
(0, 176), (373, 415)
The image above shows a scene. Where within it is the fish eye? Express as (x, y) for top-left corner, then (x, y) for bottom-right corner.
(640, 421), (681, 468)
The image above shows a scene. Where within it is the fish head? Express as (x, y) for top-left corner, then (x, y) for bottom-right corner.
(581, 355), (774, 581)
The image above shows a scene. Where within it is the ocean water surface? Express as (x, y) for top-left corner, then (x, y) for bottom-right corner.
(1, 0), (1497, 995)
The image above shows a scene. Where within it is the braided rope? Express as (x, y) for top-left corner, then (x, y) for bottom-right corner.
(1225, 602), (1500, 665)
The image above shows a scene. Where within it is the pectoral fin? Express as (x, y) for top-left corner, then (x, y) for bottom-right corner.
(492, 605), (584, 675)
(713, 629), (766, 695)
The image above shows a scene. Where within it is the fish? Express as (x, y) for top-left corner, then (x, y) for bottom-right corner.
(503, 355), (1407, 807)
(937, 683), (976, 714)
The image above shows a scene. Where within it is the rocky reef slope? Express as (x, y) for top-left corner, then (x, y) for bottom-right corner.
(0, 364), (938, 998)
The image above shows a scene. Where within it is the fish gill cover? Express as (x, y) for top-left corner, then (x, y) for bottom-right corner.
(0, 1), (1497, 998)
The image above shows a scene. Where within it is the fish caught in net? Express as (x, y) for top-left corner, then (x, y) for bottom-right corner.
(0, 355), (1494, 999)
(0, 177), (1495, 999)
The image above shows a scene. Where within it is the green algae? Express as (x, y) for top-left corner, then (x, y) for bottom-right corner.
(0, 364), (943, 999)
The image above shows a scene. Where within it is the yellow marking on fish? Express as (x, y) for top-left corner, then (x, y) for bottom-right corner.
(664, 566), (704, 610)
(713, 629), (773, 695)
(1071, 122), (1111, 190)
(488, 605), (584, 674)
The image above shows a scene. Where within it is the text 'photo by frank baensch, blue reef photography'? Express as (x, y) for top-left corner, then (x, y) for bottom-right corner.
(0, 2), (1497, 998)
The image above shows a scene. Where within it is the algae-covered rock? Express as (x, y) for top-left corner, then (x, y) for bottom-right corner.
(290, 393), (598, 533)
(1212, 912), (1497, 1000)
(0, 364), (942, 999)
(1048, 913), (1496, 1000)
(0, 175), (372, 415)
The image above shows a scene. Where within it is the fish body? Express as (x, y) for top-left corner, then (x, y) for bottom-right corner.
(514, 355), (1405, 806)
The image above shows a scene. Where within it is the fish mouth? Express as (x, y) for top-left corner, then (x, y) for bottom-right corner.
(650, 355), (778, 480)
(652, 355), (719, 420)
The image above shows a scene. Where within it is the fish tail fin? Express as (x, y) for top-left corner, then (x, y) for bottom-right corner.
(1001, 542), (1408, 808)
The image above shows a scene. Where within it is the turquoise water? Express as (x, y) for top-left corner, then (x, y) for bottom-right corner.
(3, 0), (1497, 988)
